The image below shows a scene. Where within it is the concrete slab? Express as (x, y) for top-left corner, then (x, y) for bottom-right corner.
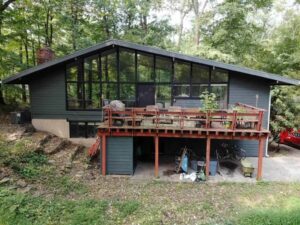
(132, 145), (300, 182)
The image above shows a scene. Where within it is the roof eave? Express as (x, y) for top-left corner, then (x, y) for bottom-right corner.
(2, 39), (300, 86)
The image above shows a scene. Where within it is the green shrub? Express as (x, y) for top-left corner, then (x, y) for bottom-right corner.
(200, 91), (218, 111)
(4, 151), (48, 179)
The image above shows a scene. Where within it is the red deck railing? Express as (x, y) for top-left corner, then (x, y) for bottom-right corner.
(101, 103), (265, 132)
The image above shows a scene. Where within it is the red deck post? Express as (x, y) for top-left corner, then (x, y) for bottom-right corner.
(257, 136), (265, 180)
(154, 135), (159, 177)
(206, 137), (211, 178)
(101, 135), (107, 176)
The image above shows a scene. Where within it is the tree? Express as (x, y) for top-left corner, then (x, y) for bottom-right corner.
(0, 0), (16, 105)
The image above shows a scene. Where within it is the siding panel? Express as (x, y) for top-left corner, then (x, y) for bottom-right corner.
(229, 72), (270, 156)
(106, 137), (134, 175)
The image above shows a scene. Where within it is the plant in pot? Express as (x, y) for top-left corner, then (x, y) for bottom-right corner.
(200, 91), (219, 128)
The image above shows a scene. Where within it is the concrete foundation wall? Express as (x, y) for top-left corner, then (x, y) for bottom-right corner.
(32, 118), (95, 147)
(32, 119), (69, 138)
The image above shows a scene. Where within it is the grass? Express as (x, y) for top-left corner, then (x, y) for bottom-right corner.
(45, 175), (88, 195)
(0, 187), (139, 225)
(1, 179), (300, 225)
(234, 197), (300, 225)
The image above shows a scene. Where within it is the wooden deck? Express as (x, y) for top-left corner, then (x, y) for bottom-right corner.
(97, 103), (269, 180)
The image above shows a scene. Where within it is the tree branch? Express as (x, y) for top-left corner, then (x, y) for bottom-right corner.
(0, 0), (16, 13)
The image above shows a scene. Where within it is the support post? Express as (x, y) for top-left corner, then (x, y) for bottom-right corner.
(257, 136), (265, 180)
(206, 137), (211, 178)
(155, 135), (159, 177)
(101, 135), (107, 176)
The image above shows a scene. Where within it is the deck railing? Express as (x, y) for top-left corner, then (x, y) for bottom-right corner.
(102, 103), (265, 131)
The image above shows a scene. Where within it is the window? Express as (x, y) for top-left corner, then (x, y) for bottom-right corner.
(102, 83), (118, 100)
(101, 49), (118, 103)
(192, 64), (209, 83)
(174, 61), (190, 83)
(84, 56), (101, 109)
(66, 56), (101, 110)
(101, 49), (117, 82)
(211, 69), (228, 83)
(84, 55), (100, 82)
(211, 84), (228, 109)
(120, 48), (135, 82)
(191, 85), (209, 97)
(173, 85), (190, 97)
(67, 65), (80, 81)
(70, 121), (100, 138)
(156, 56), (172, 83)
(156, 85), (171, 107)
(66, 64), (84, 109)
(84, 83), (101, 109)
(137, 52), (154, 82)
(120, 84), (136, 107)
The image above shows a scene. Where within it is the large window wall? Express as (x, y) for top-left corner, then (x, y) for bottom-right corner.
(66, 46), (229, 110)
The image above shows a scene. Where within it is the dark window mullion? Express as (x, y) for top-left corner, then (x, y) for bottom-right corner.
(135, 50), (138, 106)
(208, 67), (212, 92)
(99, 54), (102, 108)
(116, 46), (120, 99)
(189, 62), (192, 97)
(171, 58), (175, 105)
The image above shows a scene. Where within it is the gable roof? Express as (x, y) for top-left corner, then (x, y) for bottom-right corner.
(3, 39), (300, 85)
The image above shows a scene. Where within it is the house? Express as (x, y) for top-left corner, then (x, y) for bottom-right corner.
(3, 39), (299, 179)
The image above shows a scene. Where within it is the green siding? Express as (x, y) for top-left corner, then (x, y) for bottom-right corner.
(229, 72), (271, 157)
(106, 137), (134, 175)
(29, 66), (102, 121)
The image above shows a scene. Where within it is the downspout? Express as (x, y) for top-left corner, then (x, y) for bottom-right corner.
(265, 87), (271, 157)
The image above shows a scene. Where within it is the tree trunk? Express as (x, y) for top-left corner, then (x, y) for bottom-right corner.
(70, 2), (78, 51)
(32, 39), (36, 66)
(0, 20), (4, 104)
(0, 83), (5, 105)
(103, 15), (110, 38)
(177, 12), (187, 48)
(19, 42), (27, 103)
(192, 0), (208, 47)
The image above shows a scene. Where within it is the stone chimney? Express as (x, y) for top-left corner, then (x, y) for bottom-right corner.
(36, 46), (55, 64)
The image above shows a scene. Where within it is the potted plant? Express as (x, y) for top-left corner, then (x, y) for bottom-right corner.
(200, 91), (220, 128)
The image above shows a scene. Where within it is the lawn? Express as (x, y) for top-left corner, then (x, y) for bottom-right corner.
(1, 181), (300, 225)
(0, 124), (300, 225)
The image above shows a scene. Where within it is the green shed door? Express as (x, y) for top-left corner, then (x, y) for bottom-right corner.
(106, 137), (134, 175)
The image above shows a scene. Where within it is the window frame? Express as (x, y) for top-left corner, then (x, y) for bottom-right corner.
(65, 46), (230, 110)
(69, 121), (101, 138)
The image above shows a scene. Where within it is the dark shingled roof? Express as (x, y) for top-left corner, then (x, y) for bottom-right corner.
(3, 39), (300, 85)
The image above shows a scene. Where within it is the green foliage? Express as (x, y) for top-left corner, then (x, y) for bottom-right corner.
(200, 91), (218, 111)
(0, 138), (48, 179)
(270, 87), (299, 135)
(5, 151), (47, 179)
